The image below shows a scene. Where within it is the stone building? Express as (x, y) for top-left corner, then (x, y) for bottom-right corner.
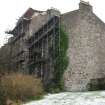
(5, 1), (105, 91)
(62, 1), (105, 91)
(7, 8), (60, 86)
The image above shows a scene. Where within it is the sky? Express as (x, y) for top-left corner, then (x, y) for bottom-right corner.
(0, 0), (105, 47)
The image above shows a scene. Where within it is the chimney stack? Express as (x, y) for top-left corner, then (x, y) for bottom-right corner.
(79, 0), (93, 12)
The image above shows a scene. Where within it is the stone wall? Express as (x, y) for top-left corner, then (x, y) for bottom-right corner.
(61, 1), (105, 91)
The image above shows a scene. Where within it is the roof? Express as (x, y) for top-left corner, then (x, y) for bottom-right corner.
(6, 8), (45, 35)
(22, 8), (44, 19)
(17, 8), (44, 26)
(22, 8), (35, 19)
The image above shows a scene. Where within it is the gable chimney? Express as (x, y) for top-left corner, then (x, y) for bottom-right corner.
(79, 0), (93, 12)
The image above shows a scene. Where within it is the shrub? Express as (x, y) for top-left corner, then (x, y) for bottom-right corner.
(0, 73), (44, 105)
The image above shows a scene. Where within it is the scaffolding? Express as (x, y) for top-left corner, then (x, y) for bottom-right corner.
(5, 11), (60, 86)
(5, 17), (31, 72)
(27, 16), (60, 84)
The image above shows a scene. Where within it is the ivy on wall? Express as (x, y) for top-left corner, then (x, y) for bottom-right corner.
(49, 25), (69, 92)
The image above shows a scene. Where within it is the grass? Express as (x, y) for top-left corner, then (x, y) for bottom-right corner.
(0, 73), (45, 105)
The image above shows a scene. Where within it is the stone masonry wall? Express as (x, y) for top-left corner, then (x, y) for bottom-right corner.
(61, 2), (105, 91)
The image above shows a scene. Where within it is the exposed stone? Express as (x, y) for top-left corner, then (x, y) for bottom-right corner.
(62, 1), (105, 91)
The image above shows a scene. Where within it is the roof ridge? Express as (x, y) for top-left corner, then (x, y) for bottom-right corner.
(61, 10), (79, 16)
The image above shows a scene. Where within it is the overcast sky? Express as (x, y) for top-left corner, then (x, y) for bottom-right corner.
(0, 0), (105, 47)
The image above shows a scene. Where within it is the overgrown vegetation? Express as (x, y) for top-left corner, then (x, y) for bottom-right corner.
(0, 73), (44, 105)
(0, 24), (69, 103)
(49, 25), (69, 92)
